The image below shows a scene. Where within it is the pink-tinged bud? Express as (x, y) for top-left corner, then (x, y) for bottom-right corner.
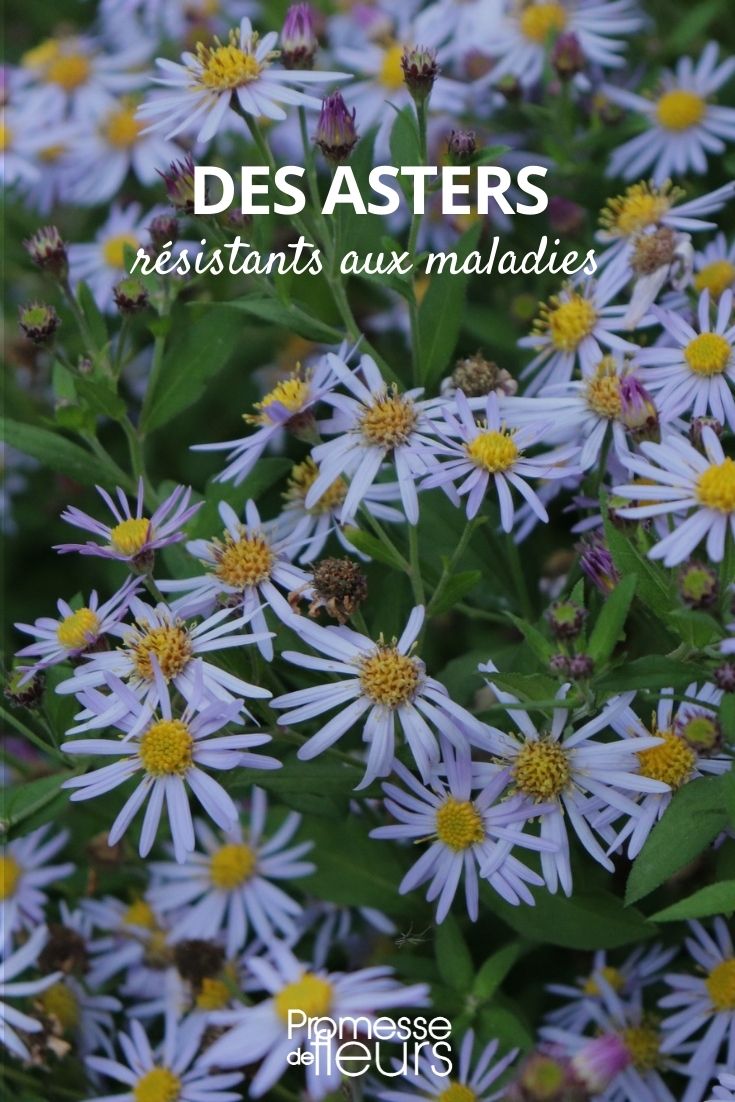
(159, 155), (197, 213)
(714, 662), (735, 693)
(547, 196), (585, 236)
(281, 3), (318, 70)
(571, 1034), (630, 1093)
(448, 128), (477, 163)
(689, 415), (723, 451)
(579, 536), (620, 594)
(19, 302), (60, 344)
(148, 214), (179, 252)
(314, 92), (358, 163)
(24, 226), (68, 280)
(401, 44), (440, 104)
(620, 375), (660, 444)
(551, 32), (585, 80)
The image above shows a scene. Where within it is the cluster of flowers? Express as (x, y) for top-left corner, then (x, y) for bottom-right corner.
(3, 1), (735, 1101)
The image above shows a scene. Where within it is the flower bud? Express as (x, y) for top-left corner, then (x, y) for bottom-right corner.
(448, 129), (477, 164)
(678, 559), (718, 609)
(4, 666), (45, 709)
(571, 1033), (630, 1093)
(552, 32), (585, 80)
(677, 712), (722, 756)
(401, 45), (440, 104)
(148, 213), (179, 252)
(689, 415), (723, 451)
(579, 536), (620, 594)
(714, 662), (735, 693)
(549, 653), (571, 676)
(281, 3), (318, 69)
(159, 154), (197, 213)
(547, 196), (585, 236)
(620, 376), (660, 444)
(515, 1049), (582, 1101)
(113, 277), (149, 315)
(19, 302), (60, 344)
(24, 226), (68, 280)
(568, 653), (594, 679)
(451, 352), (517, 398)
(546, 599), (587, 640)
(315, 92), (358, 163)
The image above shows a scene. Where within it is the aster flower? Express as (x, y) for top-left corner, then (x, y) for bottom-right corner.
(694, 233), (735, 300)
(13, 576), (139, 682)
(377, 1028), (517, 1102)
(61, 665), (279, 862)
(598, 683), (731, 858)
(34, 974), (120, 1059)
(272, 606), (493, 787)
(605, 43), (735, 184)
(67, 202), (160, 311)
(636, 290), (735, 429)
(202, 939), (429, 1098)
(298, 901), (396, 969)
(157, 499), (312, 660)
(137, 17), (348, 143)
(711, 1072), (735, 1101)
(85, 1015), (243, 1102)
(1, 826), (74, 952)
(614, 426), (735, 565)
(371, 745), (555, 920)
(55, 478), (200, 568)
(81, 896), (172, 989)
(147, 790), (314, 956)
(477, 663), (669, 895)
(0, 926), (62, 1061)
(421, 391), (579, 525)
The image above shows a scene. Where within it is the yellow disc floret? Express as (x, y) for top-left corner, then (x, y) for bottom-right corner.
(535, 292), (597, 353)
(514, 739), (571, 800)
(439, 1085), (477, 1102)
(57, 607), (100, 651)
(38, 982), (79, 1032)
(360, 645), (422, 707)
(0, 123), (11, 152)
(214, 532), (274, 588)
(0, 855), (21, 900)
(694, 260), (735, 299)
(621, 1023), (661, 1071)
(583, 965), (625, 996)
(435, 798), (485, 851)
(110, 516), (150, 556)
(195, 30), (267, 91)
(103, 232), (139, 269)
(637, 727), (695, 788)
(103, 104), (142, 148)
(133, 1067), (182, 1102)
(585, 358), (623, 418)
(656, 89), (706, 131)
(466, 429), (519, 472)
(599, 182), (679, 239)
(360, 390), (418, 448)
(380, 43), (406, 90)
(130, 622), (193, 681)
(284, 458), (347, 515)
(210, 842), (257, 889)
(196, 976), (231, 1011)
(124, 899), (158, 929)
(139, 719), (194, 777)
(684, 333), (731, 377)
(246, 372), (311, 426)
(706, 958), (735, 1011)
(697, 458), (735, 513)
(274, 972), (333, 1022)
(519, 2), (568, 42)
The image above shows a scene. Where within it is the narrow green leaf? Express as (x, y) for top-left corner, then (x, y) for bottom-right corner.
(488, 885), (654, 949)
(342, 527), (407, 572)
(1, 418), (124, 489)
(75, 377), (127, 422)
(587, 574), (637, 662)
(222, 297), (343, 344)
(76, 280), (108, 349)
(594, 656), (700, 693)
(418, 223), (483, 386)
(651, 881), (735, 922)
(604, 510), (676, 623)
(431, 570), (482, 615)
(4, 770), (80, 830)
(435, 915), (474, 992)
(506, 613), (554, 663)
(473, 941), (526, 1002)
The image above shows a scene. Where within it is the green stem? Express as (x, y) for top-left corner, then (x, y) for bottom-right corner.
(408, 523), (426, 607)
(0, 705), (71, 765)
(504, 532), (534, 620)
(428, 517), (479, 615)
(360, 507), (410, 572)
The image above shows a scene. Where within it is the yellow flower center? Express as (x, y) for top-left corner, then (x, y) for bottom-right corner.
(360, 391), (418, 448)
(359, 646), (422, 707)
(215, 532), (274, 588)
(585, 359), (623, 418)
(637, 728), (695, 788)
(22, 39), (62, 70)
(583, 965), (625, 996)
(130, 623), (193, 681)
(439, 1086), (477, 1102)
(684, 332), (731, 377)
(47, 52), (91, 90)
(545, 295), (597, 352)
(195, 32), (265, 91)
(656, 89), (706, 131)
(697, 458), (735, 513)
(621, 1024), (661, 1071)
(274, 972), (333, 1022)
(466, 428), (519, 473)
(56, 606), (100, 650)
(520, 2), (568, 42)
(39, 143), (66, 162)
(110, 517), (150, 556)
(210, 842), (257, 889)
(247, 373), (311, 425)
(285, 458), (348, 515)
(196, 976), (231, 1011)
(103, 105), (143, 148)
(0, 855), (21, 900)
(435, 798), (485, 851)
(380, 43), (406, 90)
(133, 1068), (182, 1102)
(514, 739), (571, 800)
(600, 182), (677, 238)
(102, 232), (139, 269)
(0, 122), (11, 152)
(138, 719), (194, 777)
(694, 260), (735, 299)
(38, 982), (79, 1032)
(706, 958), (735, 1011)
(124, 899), (157, 929)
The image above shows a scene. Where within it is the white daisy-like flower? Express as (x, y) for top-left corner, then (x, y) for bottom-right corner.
(637, 290), (735, 428)
(1, 826), (74, 953)
(57, 596), (272, 719)
(0, 926), (62, 1062)
(272, 606), (493, 787)
(14, 576), (139, 682)
(694, 233), (735, 301)
(377, 1027), (517, 1102)
(614, 426), (735, 565)
(485, 0), (643, 89)
(147, 789), (314, 956)
(137, 17), (348, 143)
(307, 353), (444, 526)
(1, 94), (61, 191)
(85, 1014), (243, 1102)
(158, 499), (312, 660)
(519, 271), (641, 394)
(371, 745), (555, 920)
(202, 939), (429, 1099)
(659, 919), (735, 1098)
(605, 43), (735, 184)
(34, 973), (120, 1059)
(68, 202), (156, 311)
(421, 391), (579, 525)
(477, 663), (669, 895)
(62, 665), (279, 862)
(598, 683), (731, 858)
(81, 896), (171, 989)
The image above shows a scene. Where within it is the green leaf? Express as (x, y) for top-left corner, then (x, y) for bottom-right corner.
(1, 418), (124, 488)
(222, 297), (343, 345)
(477, 1005), (534, 1053)
(142, 305), (244, 432)
(651, 881), (735, 922)
(505, 613), (554, 664)
(473, 941), (527, 1002)
(418, 222), (482, 386)
(434, 915), (474, 992)
(667, 608), (722, 649)
(390, 108), (422, 188)
(431, 570), (481, 615)
(75, 377), (127, 422)
(594, 656), (700, 693)
(76, 280), (108, 350)
(488, 885), (654, 949)
(626, 774), (734, 904)
(342, 527), (407, 572)
(721, 695), (735, 746)
(587, 574), (637, 662)
(489, 672), (559, 703)
(4, 770), (80, 830)
(604, 510), (676, 624)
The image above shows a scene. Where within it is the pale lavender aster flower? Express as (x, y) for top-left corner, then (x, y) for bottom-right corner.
(694, 233), (735, 300)
(0, 926), (62, 1061)
(1, 825), (74, 952)
(81, 896), (171, 989)
(711, 1071), (735, 1101)
(377, 1028), (517, 1102)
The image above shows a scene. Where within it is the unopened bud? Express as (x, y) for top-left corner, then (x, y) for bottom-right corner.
(546, 600), (587, 640)
(24, 226), (68, 279)
(547, 196), (585, 236)
(281, 3), (318, 69)
(549, 653), (571, 676)
(552, 32), (585, 80)
(571, 1033), (630, 1093)
(5, 666), (45, 709)
(678, 559), (718, 609)
(714, 662), (735, 693)
(148, 214), (179, 252)
(19, 302), (60, 344)
(113, 277), (149, 314)
(568, 653), (594, 679)
(401, 45), (440, 104)
(620, 375), (660, 444)
(448, 129), (477, 164)
(579, 536), (620, 594)
(159, 154), (197, 213)
(315, 92), (358, 163)
(689, 416), (723, 450)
